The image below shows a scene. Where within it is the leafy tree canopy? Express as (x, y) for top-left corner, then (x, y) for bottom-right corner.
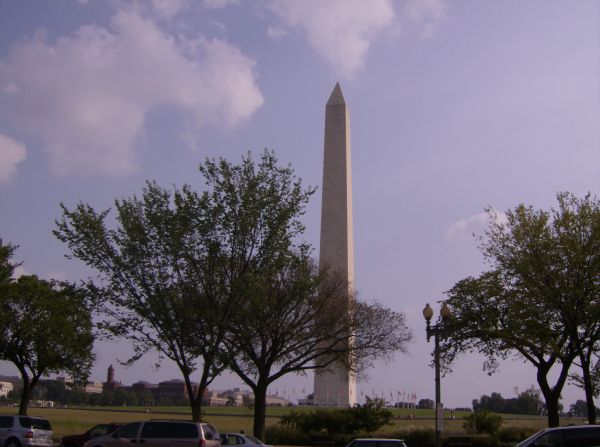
(0, 240), (95, 415)
(441, 192), (600, 427)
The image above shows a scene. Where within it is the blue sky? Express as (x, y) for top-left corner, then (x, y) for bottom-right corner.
(0, 0), (599, 408)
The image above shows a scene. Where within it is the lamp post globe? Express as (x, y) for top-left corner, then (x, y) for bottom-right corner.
(423, 303), (434, 322)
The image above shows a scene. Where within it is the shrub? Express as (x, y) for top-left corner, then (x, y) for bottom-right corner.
(402, 429), (435, 447)
(444, 434), (498, 447)
(463, 410), (503, 435)
(280, 402), (393, 436)
(265, 424), (312, 446)
(497, 426), (538, 443)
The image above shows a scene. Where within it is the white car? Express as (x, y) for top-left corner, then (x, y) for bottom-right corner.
(0, 415), (54, 447)
(220, 433), (272, 447)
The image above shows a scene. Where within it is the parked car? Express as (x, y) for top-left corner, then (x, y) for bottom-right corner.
(344, 439), (407, 447)
(61, 423), (123, 447)
(82, 420), (220, 447)
(515, 425), (600, 447)
(220, 433), (272, 447)
(0, 415), (54, 447)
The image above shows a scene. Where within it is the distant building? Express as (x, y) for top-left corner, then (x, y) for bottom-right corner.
(132, 381), (158, 394)
(221, 388), (245, 406)
(0, 382), (14, 398)
(265, 394), (290, 407)
(84, 381), (103, 394)
(102, 364), (121, 392)
(202, 390), (228, 407)
(0, 376), (22, 395)
(157, 379), (197, 400)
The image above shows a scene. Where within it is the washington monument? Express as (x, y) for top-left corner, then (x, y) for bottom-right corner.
(313, 83), (357, 406)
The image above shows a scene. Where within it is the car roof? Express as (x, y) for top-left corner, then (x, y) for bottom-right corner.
(547, 425), (600, 431)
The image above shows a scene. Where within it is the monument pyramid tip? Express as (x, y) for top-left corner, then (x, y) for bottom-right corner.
(327, 82), (345, 106)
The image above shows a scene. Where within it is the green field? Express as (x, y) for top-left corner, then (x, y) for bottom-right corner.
(0, 405), (585, 443)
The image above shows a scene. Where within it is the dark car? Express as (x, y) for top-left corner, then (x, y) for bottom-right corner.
(61, 424), (123, 447)
(515, 425), (600, 447)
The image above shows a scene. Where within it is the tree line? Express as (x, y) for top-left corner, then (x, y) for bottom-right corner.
(1, 150), (412, 441)
(472, 388), (545, 415)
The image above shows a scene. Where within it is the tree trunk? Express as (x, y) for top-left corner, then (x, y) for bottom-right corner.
(183, 372), (205, 422)
(252, 382), (268, 442)
(536, 362), (569, 428)
(18, 379), (31, 416)
(581, 354), (597, 424)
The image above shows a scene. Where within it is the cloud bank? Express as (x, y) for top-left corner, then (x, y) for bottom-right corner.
(0, 10), (263, 176)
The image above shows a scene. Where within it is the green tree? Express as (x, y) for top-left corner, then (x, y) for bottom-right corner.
(54, 150), (320, 424)
(55, 180), (235, 421)
(441, 193), (600, 427)
(197, 153), (412, 440)
(0, 242), (95, 415)
(206, 151), (411, 439)
(514, 387), (544, 415)
(570, 399), (588, 417)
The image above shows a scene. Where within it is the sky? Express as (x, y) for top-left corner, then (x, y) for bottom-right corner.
(0, 0), (599, 409)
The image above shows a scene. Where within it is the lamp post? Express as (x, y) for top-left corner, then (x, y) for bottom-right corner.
(423, 302), (452, 447)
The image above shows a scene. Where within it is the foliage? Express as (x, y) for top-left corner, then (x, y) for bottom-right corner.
(390, 429), (434, 447)
(463, 410), (503, 435)
(0, 241), (95, 415)
(569, 399), (600, 417)
(280, 401), (393, 436)
(264, 424), (312, 446)
(472, 387), (544, 415)
(441, 192), (600, 427)
(193, 151), (412, 440)
(55, 158), (248, 421)
(497, 426), (538, 443)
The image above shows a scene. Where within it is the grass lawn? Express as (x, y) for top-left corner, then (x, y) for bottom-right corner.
(0, 405), (586, 443)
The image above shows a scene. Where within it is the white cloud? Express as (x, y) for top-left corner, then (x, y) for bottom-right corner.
(12, 265), (28, 279)
(445, 210), (508, 241)
(266, 0), (396, 79)
(203, 0), (238, 9)
(267, 26), (287, 39)
(0, 133), (27, 184)
(150, 0), (192, 19)
(0, 10), (263, 176)
(404, 0), (448, 38)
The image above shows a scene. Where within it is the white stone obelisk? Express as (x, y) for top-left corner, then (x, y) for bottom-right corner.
(313, 83), (357, 407)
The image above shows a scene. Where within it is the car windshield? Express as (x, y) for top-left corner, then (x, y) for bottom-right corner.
(245, 435), (264, 444)
(19, 417), (51, 430)
(515, 431), (543, 447)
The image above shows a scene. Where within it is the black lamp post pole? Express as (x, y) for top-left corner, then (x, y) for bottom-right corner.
(424, 303), (450, 447)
